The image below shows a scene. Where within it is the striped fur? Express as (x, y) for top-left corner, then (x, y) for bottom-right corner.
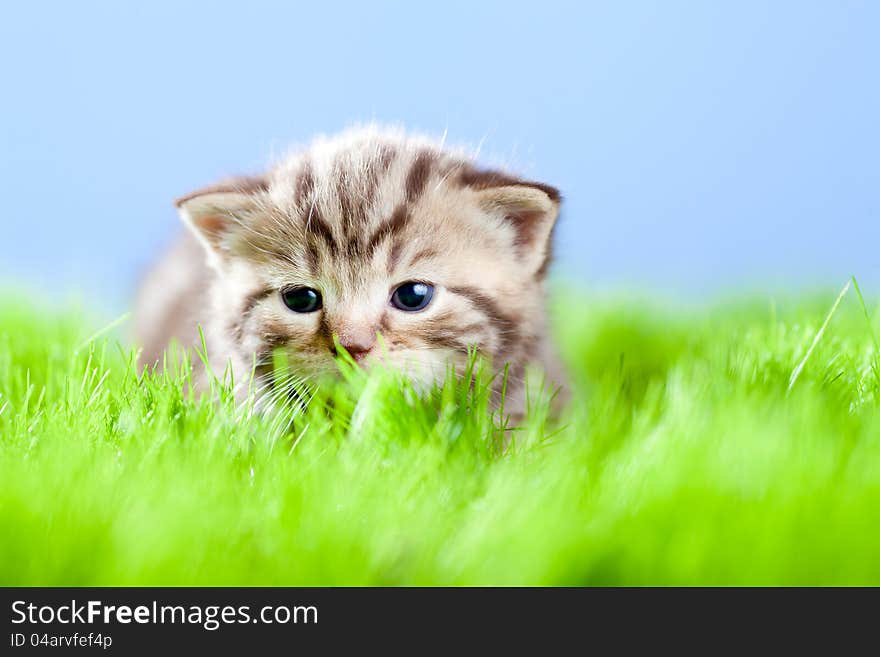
(136, 126), (567, 418)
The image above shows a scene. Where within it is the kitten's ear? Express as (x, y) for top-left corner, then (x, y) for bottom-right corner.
(174, 176), (268, 259)
(474, 182), (561, 278)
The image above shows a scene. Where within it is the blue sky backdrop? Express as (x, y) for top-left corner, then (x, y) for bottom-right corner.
(1, 1), (877, 305)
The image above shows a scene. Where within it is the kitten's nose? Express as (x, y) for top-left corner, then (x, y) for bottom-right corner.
(335, 326), (377, 362)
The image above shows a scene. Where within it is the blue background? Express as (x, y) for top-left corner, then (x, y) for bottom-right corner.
(1, 1), (877, 306)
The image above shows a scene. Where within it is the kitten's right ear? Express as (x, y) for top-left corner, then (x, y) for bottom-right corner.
(174, 176), (268, 259)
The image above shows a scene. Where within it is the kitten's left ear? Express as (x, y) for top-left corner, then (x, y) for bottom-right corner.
(174, 176), (268, 262)
(474, 183), (561, 278)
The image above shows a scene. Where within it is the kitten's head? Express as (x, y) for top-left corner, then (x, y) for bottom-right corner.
(177, 127), (560, 390)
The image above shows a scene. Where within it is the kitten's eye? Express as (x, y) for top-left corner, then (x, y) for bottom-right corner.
(391, 282), (434, 312)
(281, 287), (322, 313)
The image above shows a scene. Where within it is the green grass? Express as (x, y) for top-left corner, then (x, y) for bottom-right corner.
(1, 281), (879, 585)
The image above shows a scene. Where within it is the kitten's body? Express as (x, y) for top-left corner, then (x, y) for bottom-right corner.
(135, 127), (566, 418)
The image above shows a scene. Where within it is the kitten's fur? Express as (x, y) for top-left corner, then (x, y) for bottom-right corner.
(135, 126), (566, 418)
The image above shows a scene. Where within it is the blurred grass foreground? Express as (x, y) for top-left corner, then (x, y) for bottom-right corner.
(0, 281), (878, 585)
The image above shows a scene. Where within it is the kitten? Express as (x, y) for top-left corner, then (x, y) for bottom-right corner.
(135, 126), (567, 419)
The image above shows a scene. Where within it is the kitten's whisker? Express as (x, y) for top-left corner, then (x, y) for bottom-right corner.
(264, 376), (314, 435)
(305, 199), (317, 232)
(473, 133), (488, 161)
(223, 213), (284, 247)
(433, 161), (464, 192)
(246, 368), (315, 416)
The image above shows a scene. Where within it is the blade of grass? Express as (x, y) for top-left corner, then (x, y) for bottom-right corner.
(788, 279), (850, 392)
(851, 275), (880, 387)
(74, 312), (131, 354)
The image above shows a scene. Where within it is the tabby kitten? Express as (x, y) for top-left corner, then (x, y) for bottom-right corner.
(135, 126), (566, 418)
